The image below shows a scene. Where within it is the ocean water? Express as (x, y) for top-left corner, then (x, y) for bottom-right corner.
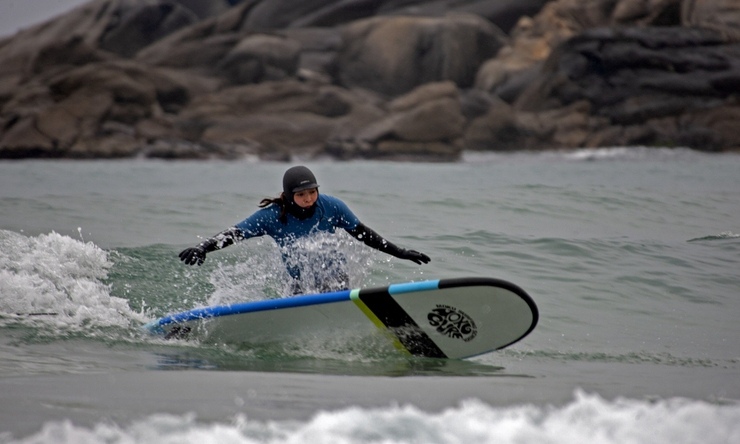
(1, 148), (739, 443)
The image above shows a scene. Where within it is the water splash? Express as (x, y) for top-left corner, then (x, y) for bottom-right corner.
(205, 240), (289, 306)
(205, 232), (374, 306)
(0, 230), (145, 330)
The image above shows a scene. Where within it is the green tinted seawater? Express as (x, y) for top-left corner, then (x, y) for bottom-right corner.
(1, 149), (739, 440)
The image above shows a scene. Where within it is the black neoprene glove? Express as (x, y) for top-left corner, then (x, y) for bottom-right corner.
(178, 227), (243, 266)
(179, 246), (207, 266)
(396, 248), (431, 265)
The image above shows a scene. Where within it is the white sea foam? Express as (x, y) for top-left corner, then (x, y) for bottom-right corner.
(0, 229), (145, 329)
(687, 231), (740, 242)
(462, 147), (715, 163)
(559, 147), (692, 161)
(6, 391), (739, 444)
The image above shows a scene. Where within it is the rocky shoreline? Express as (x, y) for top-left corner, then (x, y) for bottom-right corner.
(1, 0), (739, 161)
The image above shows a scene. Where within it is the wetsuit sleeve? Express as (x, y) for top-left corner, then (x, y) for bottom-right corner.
(178, 226), (244, 266)
(203, 206), (276, 252)
(198, 227), (244, 252)
(179, 208), (275, 266)
(346, 223), (430, 265)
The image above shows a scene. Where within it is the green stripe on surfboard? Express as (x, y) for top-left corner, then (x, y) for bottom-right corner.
(350, 289), (410, 355)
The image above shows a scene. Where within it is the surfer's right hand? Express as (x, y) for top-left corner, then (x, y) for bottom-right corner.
(179, 246), (206, 266)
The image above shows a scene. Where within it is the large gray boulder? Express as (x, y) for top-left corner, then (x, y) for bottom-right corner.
(0, 0), (231, 100)
(0, 59), (207, 158)
(327, 81), (466, 161)
(337, 14), (507, 96)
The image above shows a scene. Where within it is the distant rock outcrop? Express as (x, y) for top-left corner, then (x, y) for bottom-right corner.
(470, 0), (740, 152)
(0, 0), (738, 160)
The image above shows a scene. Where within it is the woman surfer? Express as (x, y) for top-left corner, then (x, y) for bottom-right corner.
(178, 166), (430, 294)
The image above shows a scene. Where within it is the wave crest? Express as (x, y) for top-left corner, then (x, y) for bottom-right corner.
(10, 391), (740, 444)
(0, 230), (144, 329)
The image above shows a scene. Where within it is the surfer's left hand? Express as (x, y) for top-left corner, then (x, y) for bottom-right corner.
(400, 249), (430, 265)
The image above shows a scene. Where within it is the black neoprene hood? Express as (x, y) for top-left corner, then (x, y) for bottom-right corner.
(283, 166), (319, 195)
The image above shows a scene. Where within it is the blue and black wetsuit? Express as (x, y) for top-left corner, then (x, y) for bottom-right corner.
(235, 194), (360, 292)
(235, 194), (360, 250)
(179, 166), (430, 294)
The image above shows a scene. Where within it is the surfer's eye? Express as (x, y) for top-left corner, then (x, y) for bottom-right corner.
(296, 189), (317, 199)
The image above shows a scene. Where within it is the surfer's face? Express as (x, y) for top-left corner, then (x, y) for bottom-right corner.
(293, 188), (318, 208)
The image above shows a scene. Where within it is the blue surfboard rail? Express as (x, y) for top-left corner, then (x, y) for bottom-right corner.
(388, 280), (440, 294)
(143, 288), (354, 333)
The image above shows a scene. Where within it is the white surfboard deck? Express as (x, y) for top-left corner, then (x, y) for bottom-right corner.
(143, 277), (538, 359)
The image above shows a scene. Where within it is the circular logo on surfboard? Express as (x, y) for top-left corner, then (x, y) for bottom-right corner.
(427, 305), (478, 342)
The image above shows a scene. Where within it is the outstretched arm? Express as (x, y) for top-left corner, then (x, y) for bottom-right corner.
(346, 222), (430, 265)
(178, 227), (244, 266)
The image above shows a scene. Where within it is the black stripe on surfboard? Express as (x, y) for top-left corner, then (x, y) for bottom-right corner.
(358, 287), (447, 359)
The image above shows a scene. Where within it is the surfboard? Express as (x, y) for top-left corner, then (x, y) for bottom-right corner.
(143, 277), (538, 359)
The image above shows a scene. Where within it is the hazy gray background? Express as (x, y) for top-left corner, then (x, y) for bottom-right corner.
(0, 0), (88, 36)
